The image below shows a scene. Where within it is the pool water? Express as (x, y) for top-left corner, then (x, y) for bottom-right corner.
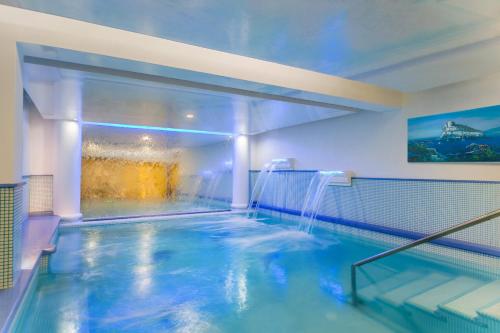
(13, 214), (494, 332)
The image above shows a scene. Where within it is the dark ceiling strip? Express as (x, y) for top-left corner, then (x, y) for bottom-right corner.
(24, 55), (360, 113)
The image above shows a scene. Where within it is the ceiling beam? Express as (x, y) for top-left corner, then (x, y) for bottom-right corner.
(24, 56), (360, 113)
(0, 4), (405, 112)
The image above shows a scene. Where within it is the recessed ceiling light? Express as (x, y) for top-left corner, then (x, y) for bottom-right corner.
(186, 113), (194, 119)
(142, 135), (151, 141)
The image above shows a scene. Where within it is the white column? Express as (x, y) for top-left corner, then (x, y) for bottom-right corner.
(53, 79), (83, 221)
(0, 37), (23, 184)
(231, 134), (250, 209)
(231, 99), (250, 209)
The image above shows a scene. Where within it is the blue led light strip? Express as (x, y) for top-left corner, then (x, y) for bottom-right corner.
(82, 121), (233, 136)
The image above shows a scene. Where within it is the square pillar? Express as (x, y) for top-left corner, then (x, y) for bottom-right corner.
(0, 37), (25, 289)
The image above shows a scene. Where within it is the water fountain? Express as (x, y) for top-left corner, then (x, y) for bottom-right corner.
(187, 175), (202, 205)
(205, 172), (223, 208)
(247, 159), (295, 219)
(299, 171), (350, 233)
(247, 162), (277, 218)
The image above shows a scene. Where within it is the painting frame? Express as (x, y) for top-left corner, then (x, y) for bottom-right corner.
(407, 105), (500, 163)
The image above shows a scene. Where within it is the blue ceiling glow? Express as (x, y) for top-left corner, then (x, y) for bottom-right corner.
(82, 121), (233, 136)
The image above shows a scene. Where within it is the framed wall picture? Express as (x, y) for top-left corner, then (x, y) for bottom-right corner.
(408, 105), (500, 162)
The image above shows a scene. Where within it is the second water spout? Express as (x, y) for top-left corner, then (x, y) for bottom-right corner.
(299, 171), (337, 233)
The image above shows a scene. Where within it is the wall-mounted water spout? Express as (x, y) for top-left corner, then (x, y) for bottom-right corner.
(247, 162), (277, 218)
(326, 171), (353, 187)
(204, 171), (223, 208)
(270, 158), (295, 171)
(299, 171), (351, 233)
(247, 158), (294, 219)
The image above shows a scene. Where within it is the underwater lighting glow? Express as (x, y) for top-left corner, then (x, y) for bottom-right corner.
(82, 121), (233, 136)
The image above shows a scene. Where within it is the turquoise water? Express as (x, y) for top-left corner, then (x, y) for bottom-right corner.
(13, 214), (493, 332)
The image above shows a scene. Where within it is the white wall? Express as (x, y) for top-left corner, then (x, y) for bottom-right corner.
(25, 106), (56, 176)
(251, 72), (500, 181)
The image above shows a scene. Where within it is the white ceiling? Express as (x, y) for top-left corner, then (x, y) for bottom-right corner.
(5, 0), (500, 91)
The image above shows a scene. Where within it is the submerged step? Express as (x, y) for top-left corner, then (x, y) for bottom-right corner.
(406, 276), (484, 314)
(479, 302), (500, 321)
(439, 280), (500, 320)
(358, 271), (422, 302)
(378, 273), (451, 307)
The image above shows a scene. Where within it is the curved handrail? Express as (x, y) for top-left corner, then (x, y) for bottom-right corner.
(351, 208), (500, 305)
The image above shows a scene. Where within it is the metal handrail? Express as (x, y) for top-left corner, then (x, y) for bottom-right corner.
(351, 208), (500, 305)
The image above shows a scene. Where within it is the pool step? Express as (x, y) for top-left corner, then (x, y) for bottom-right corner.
(438, 280), (500, 320)
(377, 272), (451, 307)
(357, 270), (422, 302)
(405, 276), (484, 314)
(478, 301), (500, 331)
(479, 302), (500, 321)
(359, 271), (500, 332)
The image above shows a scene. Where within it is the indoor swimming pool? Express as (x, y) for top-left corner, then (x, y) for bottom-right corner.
(11, 213), (499, 333)
(1, 2), (500, 333)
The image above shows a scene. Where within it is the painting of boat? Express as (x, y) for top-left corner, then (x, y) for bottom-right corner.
(408, 105), (500, 162)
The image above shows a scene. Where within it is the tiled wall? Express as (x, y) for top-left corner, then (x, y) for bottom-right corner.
(0, 183), (25, 289)
(250, 171), (500, 255)
(22, 177), (29, 220)
(26, 175), (53, 214)
(39, 254), (49, 274)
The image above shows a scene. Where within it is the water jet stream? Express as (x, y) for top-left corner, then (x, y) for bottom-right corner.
(299, 171), (337, 233)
